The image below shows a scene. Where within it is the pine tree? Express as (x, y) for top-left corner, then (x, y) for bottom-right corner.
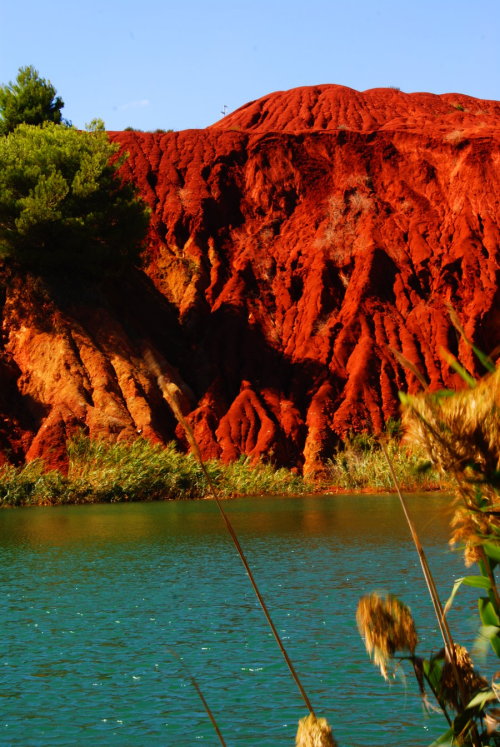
(0, 66), (66, 135)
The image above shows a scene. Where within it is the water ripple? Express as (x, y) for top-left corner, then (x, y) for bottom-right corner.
(0, 494), (476, 745)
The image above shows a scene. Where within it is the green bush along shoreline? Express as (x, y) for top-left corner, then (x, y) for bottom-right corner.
(0, 431), (441, 507)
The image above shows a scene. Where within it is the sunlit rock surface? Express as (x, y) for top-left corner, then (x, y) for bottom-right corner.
(2, 85), (499, 473)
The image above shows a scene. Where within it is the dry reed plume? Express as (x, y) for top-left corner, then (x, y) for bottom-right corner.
(439, 644), (488, 712)
(296, 714), (338, 747)
(402, 367), (500, 566)
(355, 344), (498, 745)
(356, 593), (418, 679)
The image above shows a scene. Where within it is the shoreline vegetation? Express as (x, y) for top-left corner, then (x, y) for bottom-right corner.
(0, 430), (442, 508)
(354, 365), (500, 746)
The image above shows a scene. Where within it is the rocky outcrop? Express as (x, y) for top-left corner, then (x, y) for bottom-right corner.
(2, 85), (499, 474)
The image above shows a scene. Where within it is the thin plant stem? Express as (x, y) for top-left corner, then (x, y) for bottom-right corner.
(388, 346), (429, 389)
(146, 348), (316, 716)
(381, 441), (480, 747)
(168, 649), (227, 746)
(406, 655), (452, 726)
(210, 489), (315, 715)
(381, 446), (451, 649)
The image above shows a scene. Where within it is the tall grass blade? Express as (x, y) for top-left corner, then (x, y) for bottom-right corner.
(146, 347), (317, 717)
(447, 304), (470, 345)
(167, 649), (227, 746)
(471, 345), (497, 374)
(447, 303), (496, 373)
(440, 347), (477, 388)
(380, 442), (480, 746)
(388, 346), (429, 389)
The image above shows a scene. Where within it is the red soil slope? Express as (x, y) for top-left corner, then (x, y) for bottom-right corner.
(1, 85), (499, 474)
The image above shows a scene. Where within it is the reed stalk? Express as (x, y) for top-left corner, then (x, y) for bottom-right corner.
(145, 348), (317, 716)
(381, 441), (480, 746)
(168, 648), (227, 746)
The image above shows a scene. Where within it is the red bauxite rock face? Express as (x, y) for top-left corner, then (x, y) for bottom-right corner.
(2, 85), (499, 473)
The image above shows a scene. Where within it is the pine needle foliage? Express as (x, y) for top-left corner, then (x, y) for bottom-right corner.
(0, 66), (65, 134)
(0, 122), (149, 276)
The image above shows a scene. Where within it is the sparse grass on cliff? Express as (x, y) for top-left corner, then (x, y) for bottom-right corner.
(0, 435), (305, 507)
(325, 430), (442, 492)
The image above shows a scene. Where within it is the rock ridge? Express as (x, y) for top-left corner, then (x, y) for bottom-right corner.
(1, 84), (499, 474)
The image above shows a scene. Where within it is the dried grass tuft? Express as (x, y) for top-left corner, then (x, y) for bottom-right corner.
(402, 367), (500, 565)
(296, 714), (338, 747)
(450, 507), (491, 566)
(403, 368), (500, 476)
(356, 593), (418, 680)
(440, 644), (488, 711)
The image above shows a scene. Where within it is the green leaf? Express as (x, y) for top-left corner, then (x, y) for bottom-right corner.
(471, 345), (496, 373)
(479, 623), (500, 639)
(440, 348), (477, 388)
(466, 687), (497, 710)
(429, 389), (456, 400)
(428, 727), (454, 746)
(478, 598), (500, 656)
(423, 655), (444, 691)
(473, 624), (500, 658)
(484, 542), (500, 563)
(444, 575), (491, 615)
(478, 597), (500, 626)
(462, 576), (491, 588)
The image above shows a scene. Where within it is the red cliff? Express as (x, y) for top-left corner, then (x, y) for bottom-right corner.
(2, 85), (499, 474)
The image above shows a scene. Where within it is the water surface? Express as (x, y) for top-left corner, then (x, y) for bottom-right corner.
(0, 493), (485, 746)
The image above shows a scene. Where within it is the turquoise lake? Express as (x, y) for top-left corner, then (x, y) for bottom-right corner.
(0, 493), (488, 746)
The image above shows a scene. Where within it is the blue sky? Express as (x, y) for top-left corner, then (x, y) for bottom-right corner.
(1, 0), (498, 132)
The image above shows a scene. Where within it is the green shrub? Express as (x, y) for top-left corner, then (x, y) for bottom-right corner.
(215, 455), (305, 496)
(0, 122), (149, 276)
(0, 460), (68, 506)
(0, 428), (442, 507)
(66, 435), (209, 502)
(0, 435), (308, 507)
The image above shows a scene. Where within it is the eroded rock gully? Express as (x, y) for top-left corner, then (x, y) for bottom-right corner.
(2, 84), (499, 474)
